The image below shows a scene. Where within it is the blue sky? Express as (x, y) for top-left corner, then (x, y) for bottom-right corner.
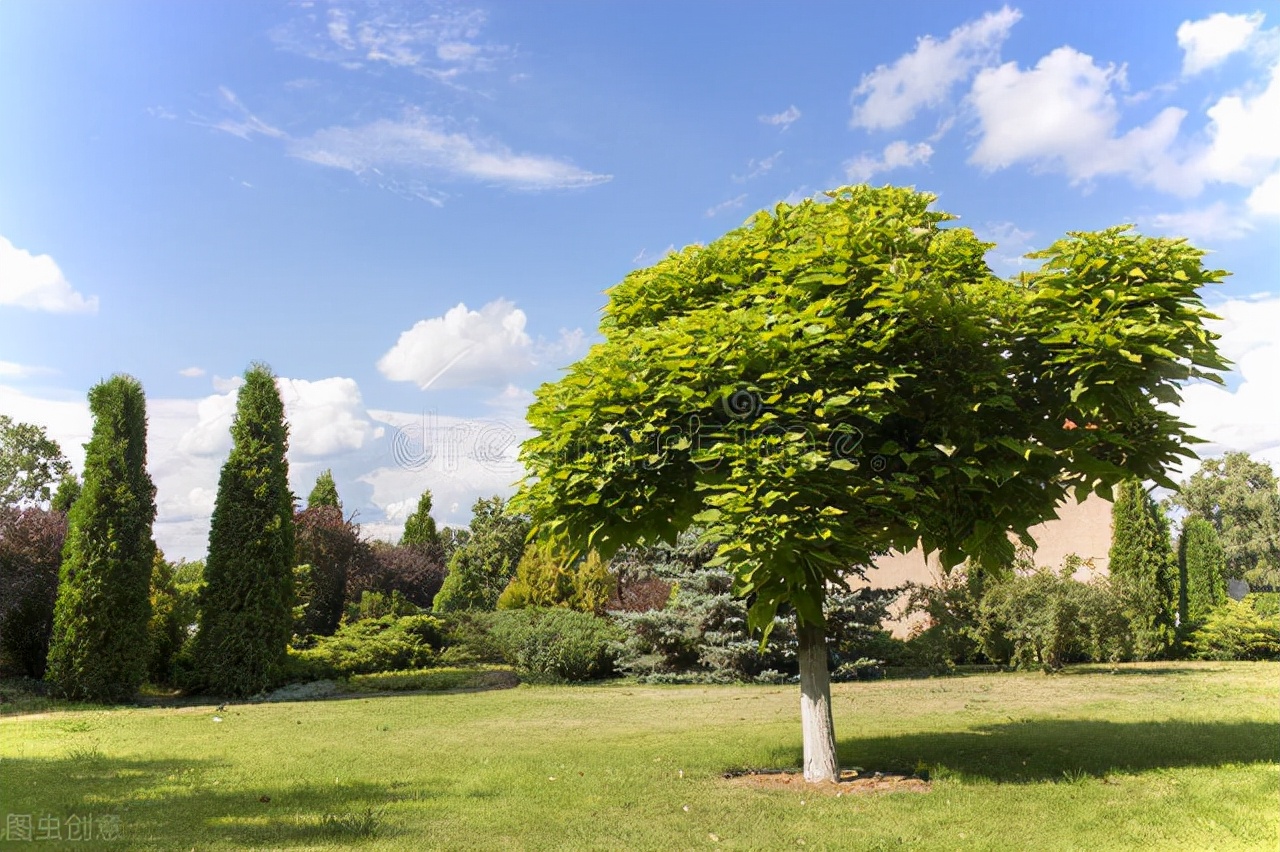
(2, 1), (1277, 559)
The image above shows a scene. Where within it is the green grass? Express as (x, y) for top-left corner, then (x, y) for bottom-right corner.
(1, 662), (1276, 850)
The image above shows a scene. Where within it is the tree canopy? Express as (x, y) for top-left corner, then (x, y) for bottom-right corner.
(0, 415), (72, 507)
(514, 185), (1226, 780)
(402, 489), (441, 549)
(1172, 452), (1280, 587)
(306, 469), (342, 512)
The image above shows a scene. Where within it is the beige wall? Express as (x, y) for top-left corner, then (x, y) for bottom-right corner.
(852, 494), (1115, 637)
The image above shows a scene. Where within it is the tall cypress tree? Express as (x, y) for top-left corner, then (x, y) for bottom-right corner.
(1109, 479), (1176, 657)
(402, 489), (440, 549)
(307, 469), (341, 511)
(1178, 515), (1228, 626)
(46, 375), (156, 701)
(195, 364), (295, 697)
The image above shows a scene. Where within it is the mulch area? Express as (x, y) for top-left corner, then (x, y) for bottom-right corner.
(722, 768), (930, 795)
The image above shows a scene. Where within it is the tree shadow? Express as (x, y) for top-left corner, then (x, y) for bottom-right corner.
(0, 753), (437, 848)
(770, 719), (1279, 783)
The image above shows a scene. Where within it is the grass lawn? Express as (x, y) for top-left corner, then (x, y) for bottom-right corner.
(1, 662), (1277, 850)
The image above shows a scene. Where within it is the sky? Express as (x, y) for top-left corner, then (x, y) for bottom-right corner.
(1, 1), (1277, 560)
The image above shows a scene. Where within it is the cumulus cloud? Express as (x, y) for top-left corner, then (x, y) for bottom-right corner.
(759, 105), (801, 129)
(179, 366), (206, 378)
(851, 6), (1021, 130)
(1143, 202), (1255, 243)
(969, 47), (1191, 192)
(0, 236), (98, 313)
(968, 37), (1280, 204)
(1172, 295), (1280, 474)
(1247, 168), (1280, 215)
(290, 111), (611, 190)
(378, 299), (581, 390)
(1178, 12), (1265, 76)
(844, 140), (933, 183)
(276, 376), (383, 457)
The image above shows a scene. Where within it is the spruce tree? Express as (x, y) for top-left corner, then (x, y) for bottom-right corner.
(195, 364), (295, 696)
(402, 489), (440, 549)
(1178, 516), (1228, 626)
(46, 375), (156, 701)
(1108, 480), (1176, 657)
(307, 469), (341, 511)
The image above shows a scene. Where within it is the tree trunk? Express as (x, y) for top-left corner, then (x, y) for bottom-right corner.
(797, 622), (839, 783)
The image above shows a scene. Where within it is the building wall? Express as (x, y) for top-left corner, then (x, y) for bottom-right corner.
(853, 494), (1115, 637)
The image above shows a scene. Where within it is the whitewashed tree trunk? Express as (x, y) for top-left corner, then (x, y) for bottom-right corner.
(797, 622), (839, 783)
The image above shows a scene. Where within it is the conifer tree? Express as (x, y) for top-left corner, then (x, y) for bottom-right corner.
(1109, 480), (1176, 657)
(1178, 516), (1228, 626)
(195, 364), (295, 696)
(307, 469), (341, 511)
(402, 489), (441, 549)
(46, 375), (156, 701)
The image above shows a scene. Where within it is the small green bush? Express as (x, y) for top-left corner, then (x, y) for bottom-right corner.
(292, 615), (445, 677)
(487, 608), (622, 682)
(1188, 596), (1280, 661)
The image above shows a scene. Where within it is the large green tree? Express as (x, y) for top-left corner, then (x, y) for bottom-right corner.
(45, 376), (157, 701)
(1108, 480), (1177, 656)
(433, 496), (530, 612)
(194, 364), (295, 697)
(515, 186), (1226, 781)
(1178, 515), (1228, 626)
(1171, 453), (1280, 587)
(0, 415), (72, 507)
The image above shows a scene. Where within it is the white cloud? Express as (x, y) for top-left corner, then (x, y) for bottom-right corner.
(272, 2), (508, 82)
(1190, 60), (1280, 190)
(0, 361), (53, 379)
(968, 47), (1188, 192)
(1172, 295), (1280, 475)
(1178, 12), (1265, 76)
(851, 6), (1021, 130)
(360, 407), (531, 540)
(0, 384), (92, 473)
(975, 221), (1037, 273)
(276, 376), (382, 457)
(759, 105), (801, 129)
(378, 299), (582, 390)
(179, 366), (206, 378)
(705, 194), (748, 218)
(1144, 202), (1255, 243)
(0, 236), (98, 313)
(844, 140), (933, 183)
(290, 111), (610, 190)
(734, 151), (782, 182)
(1247, 168), (1280, 215)
(208, 87), (285, 141)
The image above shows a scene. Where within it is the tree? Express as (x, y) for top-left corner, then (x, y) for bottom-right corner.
(194, 364), (295, 697)
(433, 496), (530, 612)
(402, 489), (441, 548)
(46, 376), (157, 701)
(1109, 480), (1177, 657)
(1172, 453), (1280, 587)
(147, 551), (200, 685)
(0, 415), (72, 506)
(294, 505), (359, 636)
(51, 473), (81, 514)
(0, 506), (67, 677)
(514, 186), (1226, 781)
(497, 541), (615, 614)
(345, 540), (447, 612)
(306, 469), (342, 511)
(1178, 516), (1228, 626)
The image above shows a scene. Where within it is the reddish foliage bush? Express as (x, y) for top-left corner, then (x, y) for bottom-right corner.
(0, 506), (67, 677)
